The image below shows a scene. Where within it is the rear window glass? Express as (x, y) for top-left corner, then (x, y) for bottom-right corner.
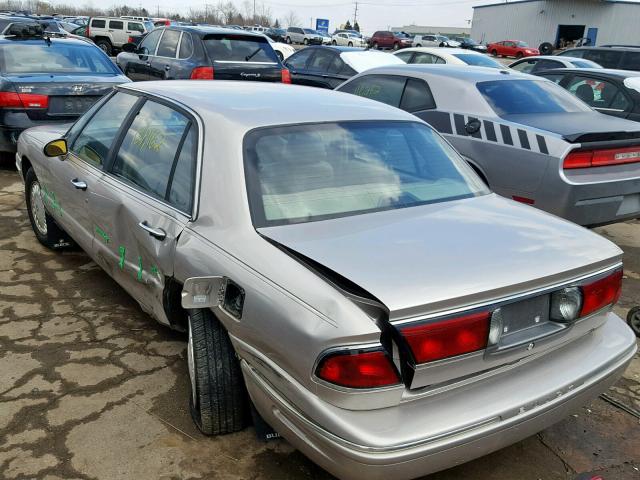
(244, 121), (488, 227)
(453, 54), (502, 68)
(477, 79), (591, 116)
(91, 19), (106, 28)
(0, 43), (119, 75)
(203, 34), (278, 63)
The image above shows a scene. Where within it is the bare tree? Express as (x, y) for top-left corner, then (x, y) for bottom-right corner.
(283, 10), (299, 28)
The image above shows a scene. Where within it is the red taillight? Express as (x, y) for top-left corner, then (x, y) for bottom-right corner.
(190, 66), (214, 80)
(0, 92), (48, 109)
(564, 147), (640, 169)
(580, 269), (622, 317)
(316, 349), (400, 388)
(281, 68), (291, 84)
(512, 195), (535, 205)
(127, 36), (135, 44)
(400, 311), (490, 364)
(86, 25), (90, 37)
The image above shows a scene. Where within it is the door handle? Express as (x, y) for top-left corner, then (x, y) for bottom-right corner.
(71, 179), (87, 190)
(145, 62), (151, 67)
(164, 65), (171, 71)
(138, 221), (166, 240)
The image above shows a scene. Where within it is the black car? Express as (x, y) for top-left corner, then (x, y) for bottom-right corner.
(117, 26), (289, 83)
(452, 37), (487, 53)
(283, 46), (396, 89)
(536, 67), (640, 122)
(0, 15), (43, 34)
(265, 27), (286, 42)
(0, 34), (129, 154)
(558, 47), (640, 71)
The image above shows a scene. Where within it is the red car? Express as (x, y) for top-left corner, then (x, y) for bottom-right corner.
(370, 30), (412, 50)
(487, 40), (539, 58)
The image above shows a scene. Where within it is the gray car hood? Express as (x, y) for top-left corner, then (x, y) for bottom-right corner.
(504, 112), (640, 143)
(259, 194), (622, 321)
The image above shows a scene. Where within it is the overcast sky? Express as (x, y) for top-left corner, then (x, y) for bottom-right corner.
(73, 0), (481, 33)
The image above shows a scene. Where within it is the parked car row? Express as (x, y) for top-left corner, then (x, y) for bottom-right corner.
(2, 20), (639, 480)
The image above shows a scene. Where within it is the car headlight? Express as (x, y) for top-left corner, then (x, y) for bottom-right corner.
(550, 287), (582, 323)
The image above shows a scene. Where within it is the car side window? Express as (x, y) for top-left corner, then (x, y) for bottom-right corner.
(156, 29), (181, 58)
(400, 78), (436, 112)
(139, 29), (162, 55)
(532, 59), (564, 72)
(111, 100), (191, 203)
(308, 50), (335, 72)
(540, 73), (565, 84)
(179, 32), (193, 58)
(395, 51), (413, 62)
(339, 75), (406, 108)
(511, 59), (536, 73)
(91, 19), (106, 28)
(566, 76), (631, 111)
(128, 22), (144, 33)
(109, 20), (124, 30)
(168, 126), (197, 212)
(583, 50), (622, 68)
(70, 92), (139, 168)
(285, 49), (313, 70)
(412, 52), (438, 64)
(623, 52), (640, 71)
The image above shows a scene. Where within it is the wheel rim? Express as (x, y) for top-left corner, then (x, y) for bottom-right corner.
(629, 309), (640, 334)
(30, 181), (47, 236)
(187, 318), (197, 407)
(99, 44), (108, 53)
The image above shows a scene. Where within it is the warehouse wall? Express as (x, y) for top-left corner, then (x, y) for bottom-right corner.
(471, 0), (640, 48)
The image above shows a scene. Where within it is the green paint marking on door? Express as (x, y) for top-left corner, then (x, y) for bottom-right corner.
(95, 226), (110, 244)
(118, 246), (126, 270)
(137, 256), (143, 282)
(150, 265), (159, 276)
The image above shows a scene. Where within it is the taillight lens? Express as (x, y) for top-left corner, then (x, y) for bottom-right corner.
(400, 311), (490, 364)
(281, 68), (291, 84)
(127, 36), (135, 43)
(0, 92), (48, 109)
(564, 147), (640, 169)
(580, 269), (623, 317)
(316, 349), (400, 388)
(190, 66), (214, 80)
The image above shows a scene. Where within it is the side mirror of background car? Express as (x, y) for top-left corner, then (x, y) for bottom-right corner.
(465, 119), (482, 135)
(121, 42), (138, 53)
(43, 139), (68, 158)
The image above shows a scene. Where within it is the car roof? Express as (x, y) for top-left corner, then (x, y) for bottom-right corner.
(564, 46), (639, 52)
(119, 81), (417, 131)
(0, 35), (94, 46)
(401, 47), (482, 55)
(537, 67), (640, 78)
(304, 45), (363, 52)
(361, 63), (522, 81)
(163, 25), (267, 37)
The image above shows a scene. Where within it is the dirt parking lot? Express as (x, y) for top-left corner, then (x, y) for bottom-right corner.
(0, 163), (638, 480)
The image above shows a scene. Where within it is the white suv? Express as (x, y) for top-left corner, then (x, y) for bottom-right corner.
(87, 17), (154, 55)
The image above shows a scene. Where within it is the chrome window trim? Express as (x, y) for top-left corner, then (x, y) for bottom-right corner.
(391, 262), (623, 326)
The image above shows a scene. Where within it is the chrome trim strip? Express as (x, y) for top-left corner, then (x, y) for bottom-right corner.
(391, 263), (623, 326)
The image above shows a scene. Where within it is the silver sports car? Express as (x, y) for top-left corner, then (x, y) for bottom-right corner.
(336, 65), (640, 227)
(16, 82), (637, 480)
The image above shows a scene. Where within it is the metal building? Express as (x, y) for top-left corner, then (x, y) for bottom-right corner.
(391, 25), (471, 37)
(471, 0), (640, 50)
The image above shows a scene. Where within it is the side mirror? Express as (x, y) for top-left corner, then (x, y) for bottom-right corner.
(43, 139), (68, 157)
(121, 42), (137, 53)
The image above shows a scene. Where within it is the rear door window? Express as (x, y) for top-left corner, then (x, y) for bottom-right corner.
(400, 78), (436, 112)
(109, 20), (123, 30)
(203, 34), (278, 63)
(91, 19), (106, 28)
(156, 29), (181, 58)
(307, 49), (335, 72)
(566, 75), (631, 111)
(128, 22), (144, 33)
(339, 74), (407, 108)
(285, 49), (313, 70)
(111, 100), (191, 204)
(71, 92), (139, 168)
(168, 126), (197, 212)
(622, 52), (640, 71)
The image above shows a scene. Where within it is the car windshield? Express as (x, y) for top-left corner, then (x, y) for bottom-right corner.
(303, 29), (317, 34)
(244, 121), (488, 227)
(453, 53), (502, 68)
(1, 42), (119, 74)
(477, 79), (591, 116)
(463, 38), (479, 45)
(516, 41), (528, 47)
(203, 34), (279, 63)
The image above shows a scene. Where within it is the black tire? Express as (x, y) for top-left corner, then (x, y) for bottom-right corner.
(393, 42), (400, 50)
(439, 42), (445, 47)
(491, 49), (498, 57)
(276, 50), (284, 61)
(95, 39), (113, 56)
(539, 42), (554, 55)
(285, 36), (292, 44)
(188, 309), (247, 435)
(515, 52), (524, 59)
(303, 38), (308, 45)
(331, 40), (337, 46)
(416, 43), (422, 47)
(24, 168), (72, 250)
(627, 306), (640, 337)
(373, 42), (379, 49)
(348, 41), (353, 47)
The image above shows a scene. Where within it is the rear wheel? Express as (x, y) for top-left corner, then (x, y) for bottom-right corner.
(373, 42), (379, 49)
(516, 52), (524, 59)
(491, 49), (498, 56)
(24, 168), (72, 250)
(188, 308), (247, 435)
(276, 50), (284, 61)
(303, 38), (308, 45)
(627, 306), (640, 337)
(285, 36), (292, 44)
(348, 41), (353, 47)
(416, 43), (422, 47)
(94, 39), (113, 55)
(332, 40), (337, 46)
(393, 42), (400, 50)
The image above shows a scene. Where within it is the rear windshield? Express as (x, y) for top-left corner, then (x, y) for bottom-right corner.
(477, 79), (591, 116)
(244, 121), (488, 227)
(516, 41), (528, 47)
(203, 34), (278, 63)
(0, 42), (119, 75)
(453, 54), (502, 68)
(144, 20), (154, 31)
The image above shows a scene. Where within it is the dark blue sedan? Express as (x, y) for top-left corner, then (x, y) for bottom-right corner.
(0, 32), (129, 155)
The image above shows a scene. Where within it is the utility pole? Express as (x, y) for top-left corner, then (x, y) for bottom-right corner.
(253, 0), (256, 22)
(353, 1), (359, 25)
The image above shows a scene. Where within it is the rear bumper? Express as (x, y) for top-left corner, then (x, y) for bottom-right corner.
(242, 313), (636, 480)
